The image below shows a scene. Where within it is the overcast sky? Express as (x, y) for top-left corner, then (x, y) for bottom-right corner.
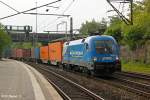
(0, 0), (130, 33)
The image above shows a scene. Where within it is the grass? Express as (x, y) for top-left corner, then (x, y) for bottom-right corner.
(122, 62), (150, 75)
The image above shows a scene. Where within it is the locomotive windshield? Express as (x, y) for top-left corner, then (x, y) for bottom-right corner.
(95, 40), (115, 54)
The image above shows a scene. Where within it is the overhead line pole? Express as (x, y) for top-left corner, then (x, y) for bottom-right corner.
(70, 17), (73, 40)
(35, 1), (38, 64)
(106, 0), (130, 25)
(106, 0), (133, 25)
(0, 0), (61, 20)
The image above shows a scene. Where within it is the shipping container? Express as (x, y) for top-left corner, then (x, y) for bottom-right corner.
(48, 41), (64, 65)
(31, 48), (34, 58)
(31, 48), (40, 59)
(3, 47), (11, 58)
(34, 48), (40, 59)
(23, 49), (31, 58)
(40, 46), (48, 63)
(16, 48), (23, 58)
(11, 48), (16, 58)
(31, 48), (40, 62)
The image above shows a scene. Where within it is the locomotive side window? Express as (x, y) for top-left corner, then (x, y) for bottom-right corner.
(84, 43), (89, 50)
(95, 40), (115, 54)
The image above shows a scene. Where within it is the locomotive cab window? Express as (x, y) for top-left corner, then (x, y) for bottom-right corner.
(95, 40), (115, 54)
(84, 43), (89, 50)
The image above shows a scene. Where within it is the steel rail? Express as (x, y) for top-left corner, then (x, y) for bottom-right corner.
(46, 77), (71, 100)
(112, 75), (150, 93)
(94, 76), (150, 98)
(28, 62), (149, 99)
(115, 71), (150, 80)
(39, 66), (104, 100)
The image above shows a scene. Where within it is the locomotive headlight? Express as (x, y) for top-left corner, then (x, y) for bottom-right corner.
(116, 56), (119, 60)
(115, 56), (120, 63)
(93, 57), (97, 61)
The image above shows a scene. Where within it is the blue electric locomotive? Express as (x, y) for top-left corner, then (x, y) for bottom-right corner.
(62, 35), (121, 75)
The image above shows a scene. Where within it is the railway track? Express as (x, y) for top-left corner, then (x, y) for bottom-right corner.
(110, 71), (150, 98)
(35, 65), (104, 100)
(110, 76), (150, 98)
(115, 71), (150, 80)
(57, 69), (150, 99)
(28, 62), (149, 100)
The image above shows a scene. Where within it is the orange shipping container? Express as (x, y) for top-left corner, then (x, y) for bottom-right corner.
(48, 41), (64, 65)
(40, 46), (49, 63)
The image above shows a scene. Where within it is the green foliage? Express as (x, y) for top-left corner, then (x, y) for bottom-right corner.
(105, 0), (150, 50)
(104, 17), (123, 44)
(122, 0), (150, 50)
(0, 24), (11, 56)
(123, 24), (145, 50)
(79, 19), (107, 35)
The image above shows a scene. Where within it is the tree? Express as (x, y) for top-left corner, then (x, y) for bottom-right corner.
(0, 24), (11, 58)
(122, 0), (150, 50)
(79, 19), (107, 35)
(104, 17), (123, 44)
(105, 0), (150, 49)
(123, 24), (145, 50)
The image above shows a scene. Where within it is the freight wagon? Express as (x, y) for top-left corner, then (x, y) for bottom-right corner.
(16, 49), (23, 59)
(48, 41), (64, 66)
(31, 48), (40, 62)
(9, 35), (121, 76)
(3, 47), (11, 58)
(11, 48), (17, 59)
(23, 49), (31, 61)
(40, 46), (49, 63)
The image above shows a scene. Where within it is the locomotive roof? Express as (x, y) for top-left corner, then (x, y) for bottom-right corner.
(65, 35), (115, 45)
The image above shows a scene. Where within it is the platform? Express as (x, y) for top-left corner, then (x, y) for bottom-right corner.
(0, 59), (62, 100)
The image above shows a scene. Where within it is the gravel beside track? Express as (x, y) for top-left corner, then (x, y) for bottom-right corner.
(27, 62), (149, 100)
(30, 63), (104, 100)
(114, 71), (150, 84)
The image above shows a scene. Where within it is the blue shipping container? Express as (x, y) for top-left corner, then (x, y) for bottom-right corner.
(34, 48), (40, 59)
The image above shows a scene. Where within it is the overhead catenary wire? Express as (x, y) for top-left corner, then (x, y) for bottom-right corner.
(37, 0), (70, 26)
(122, 1), (125, 14)
(37, 2), (62, 30)
(0, 1), (19, 13)
(24, 12), (70, 32)
(46, 5), (59, 9)
(0, 0), (61, 20)
(0, 0), (62, 30)
(24, 12), (70, 17)
(35, 0), (65, 32)
(62, 0), (75, 14)
(38, 17), (60, 31)
(106, 0), (131, 25)
(40, 0), (75, 32)
(107, 0), (133, 25)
